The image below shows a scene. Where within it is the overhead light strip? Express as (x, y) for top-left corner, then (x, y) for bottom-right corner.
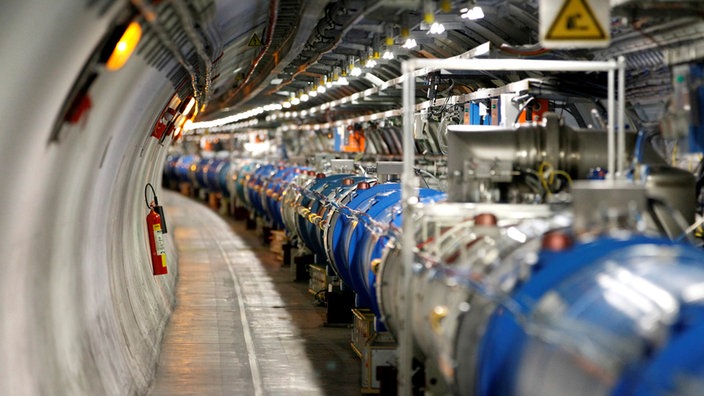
(187, 43), (491, 132)
(274, 77), (536, 123)
(277, 42), (491, 116)
(277, 76), (542, 133)
(194, 77), (538, 135)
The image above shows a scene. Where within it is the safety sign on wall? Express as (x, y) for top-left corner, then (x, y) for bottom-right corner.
(540, 0), (610, 48)
(248, 33), (262, 47)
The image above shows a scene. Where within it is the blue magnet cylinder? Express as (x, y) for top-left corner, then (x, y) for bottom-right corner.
(173, 154), (198, 183)
(205, 159), (231, 196)
(332, 183), (445, 313)
(477, 236), (704, 396)
(294, 174), (367, 260)
(263, 166), (305, 229)
(247, 163), (277, 219)
(194, 157), (212, 189)
(233, 161), (259, 205)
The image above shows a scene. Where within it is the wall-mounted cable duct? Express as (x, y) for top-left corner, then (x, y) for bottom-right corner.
(171, 0), (214, 105)
(131, 0), (203, 105)
(217, 0), (279, 110)
(271, 0), (384, 93)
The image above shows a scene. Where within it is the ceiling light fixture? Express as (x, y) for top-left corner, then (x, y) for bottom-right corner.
(182, 97), (196, 116)
(105, 21), (142, 71)
(461, 6), (484, 20)
(428, 22), (445, 34)
(350, 66), (363, 77)
(382, 50), (394, 60)
(300, 90), (309, 102)
(402, 38), (417, 49)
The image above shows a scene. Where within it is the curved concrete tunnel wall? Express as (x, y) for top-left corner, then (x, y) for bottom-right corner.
(0, 2), (179, 394)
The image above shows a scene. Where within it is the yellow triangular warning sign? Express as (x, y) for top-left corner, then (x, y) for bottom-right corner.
(546, 0), (606, 40)
(248, 33), (262, 47)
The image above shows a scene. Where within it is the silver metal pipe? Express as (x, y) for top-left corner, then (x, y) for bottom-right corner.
(410, 58), (618, 72)
(617, 56), (627, 179)
(608, 68), (616, 180)
(445, 117), (636, 185)
(400, 59), (416, 396)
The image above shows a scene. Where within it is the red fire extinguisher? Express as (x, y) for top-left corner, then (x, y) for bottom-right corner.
(145, 183), (168, 275)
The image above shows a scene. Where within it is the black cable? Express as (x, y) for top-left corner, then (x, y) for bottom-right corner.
(514, 96), (535, 124)
(433, 79), (455, 118)
(414, 168), (430, 188)
(314, 289), (327, 304)
(144, 183), (158, 209)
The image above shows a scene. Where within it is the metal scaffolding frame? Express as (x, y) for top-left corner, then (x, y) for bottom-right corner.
(398, 56), (626, 395)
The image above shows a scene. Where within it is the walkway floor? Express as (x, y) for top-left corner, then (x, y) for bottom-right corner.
(148, 192), (360, 395)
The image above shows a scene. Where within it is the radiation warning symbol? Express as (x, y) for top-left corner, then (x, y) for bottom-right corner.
(540, 0), (610, 48)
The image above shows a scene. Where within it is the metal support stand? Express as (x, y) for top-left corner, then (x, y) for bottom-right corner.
(608, 66), (615, 179)
(399, 57), (625, 396)
(617, 56), (627, 178)
(399, 60), (416, 396)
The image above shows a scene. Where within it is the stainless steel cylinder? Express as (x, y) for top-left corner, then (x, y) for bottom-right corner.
(445, 113), (636, 187)
(376, 202), (557, 393)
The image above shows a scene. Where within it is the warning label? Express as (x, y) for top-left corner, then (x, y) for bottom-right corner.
(540, 0), (610, 48)
(153, 224), (166, 256)
(547, 0), (605, 39)
(248, 33), (262, 47)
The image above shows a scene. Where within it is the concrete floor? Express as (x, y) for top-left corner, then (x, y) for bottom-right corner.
(148, 192), (360, 395)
